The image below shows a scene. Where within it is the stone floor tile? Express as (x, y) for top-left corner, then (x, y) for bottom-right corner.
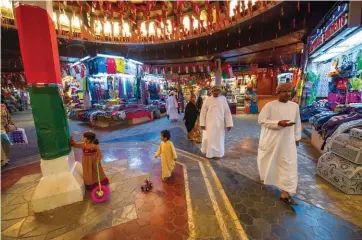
(2, 114), (362, 240)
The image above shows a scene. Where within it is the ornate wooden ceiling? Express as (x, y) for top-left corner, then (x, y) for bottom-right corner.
(1, 1), (336, 70)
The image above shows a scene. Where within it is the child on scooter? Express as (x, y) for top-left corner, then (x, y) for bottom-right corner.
(70, 131), (109, 190)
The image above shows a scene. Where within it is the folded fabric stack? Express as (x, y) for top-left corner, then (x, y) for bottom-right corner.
(68, 108), (86, 121)
(68, 108), (127, 125)
(317, 127), (362, 194)
(321, 112), (362, 140)
(300, 100), (329, 122)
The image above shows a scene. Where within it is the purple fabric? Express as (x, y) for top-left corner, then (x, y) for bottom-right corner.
(328, 93), (339, 103)
(322, 113), (362, 139)
(347, 91), (361, 103)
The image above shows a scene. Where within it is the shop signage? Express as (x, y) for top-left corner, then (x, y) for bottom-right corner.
(308, 2), (349, 54)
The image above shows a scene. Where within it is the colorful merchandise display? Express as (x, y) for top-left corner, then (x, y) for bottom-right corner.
(301, 99), (362, 150)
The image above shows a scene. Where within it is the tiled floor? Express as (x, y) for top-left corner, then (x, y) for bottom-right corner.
(1, 143), (190, 240)
(2, 112), (362, 240)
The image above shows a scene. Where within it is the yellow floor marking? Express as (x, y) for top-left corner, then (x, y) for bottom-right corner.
(204, 159), (249, 240)
(176, 149), (249, 240)
(176, 162), (196, 239)
(197, 160), (231, 240)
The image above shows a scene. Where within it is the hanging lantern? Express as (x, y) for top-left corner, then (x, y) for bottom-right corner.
(199, 65), (204, 72)
(293, 18), (296, 29)
(185, 65), (189, 74)
(192, 65), (196, 73)
(307, 2), (311, 13)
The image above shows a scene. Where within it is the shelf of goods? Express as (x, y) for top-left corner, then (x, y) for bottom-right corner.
(300, 100), (362, 152)
(68, 101), (166, 128)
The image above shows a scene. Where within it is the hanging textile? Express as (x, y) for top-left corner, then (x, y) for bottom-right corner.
(116, 58), (125, 73)
(106, 58), (116, 74)
(96, 57), (107, 73)
(118, 77), (124, 99)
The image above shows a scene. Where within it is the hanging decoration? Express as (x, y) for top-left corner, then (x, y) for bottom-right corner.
(21, 0), (278, 44)
(1, 72), (27, 90)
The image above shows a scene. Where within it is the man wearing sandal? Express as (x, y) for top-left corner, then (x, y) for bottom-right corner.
(257, 83), (301, 206)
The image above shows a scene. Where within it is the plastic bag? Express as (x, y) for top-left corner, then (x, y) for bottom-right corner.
(9, 128), (28, 144)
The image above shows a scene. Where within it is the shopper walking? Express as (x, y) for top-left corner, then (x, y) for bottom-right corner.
(196, 93), (203, 111)
(257, 82), (301, 206)
(200, 85), (233, 160)
(166, 92), (178, 122)
(184, 95), (201, 143)
(154, 130), (177, 182)
(1, 104), (16, 167)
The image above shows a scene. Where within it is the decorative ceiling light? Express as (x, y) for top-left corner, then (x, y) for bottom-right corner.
(157, 26), (162, 37)
(113, 22), (120, 37)
(71, 16), (81, 31)
(200, 10), (208, 27)
(104, 21), (112, 35)
(59, 13), (70, 28)
(149, 21), (156, 36)
(192, 16), (198, 30)
(0, 0), (13, 19)
(52, 12), (58, 29)
(122, 22), (131, 37)
(166, 19), (172, 34)
(229, 0), (238, 17)
(183, 16), (190, 31)
(140, 21), (147, 36)
(244, 0), (249, 10)
(94, 20), (102, 35)
(0, 0), (12, 9)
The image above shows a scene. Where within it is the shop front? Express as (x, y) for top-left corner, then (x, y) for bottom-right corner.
(1, 72), (29, 113)
(67, 54), (164, 128)
(300, 1), (362, 194)
(301, 1), (362, 151)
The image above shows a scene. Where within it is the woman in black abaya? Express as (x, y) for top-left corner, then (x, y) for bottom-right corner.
(184, 95), (201, 143)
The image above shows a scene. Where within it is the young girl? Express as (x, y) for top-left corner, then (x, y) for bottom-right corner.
(70, 131), (109, 190)
(154, 130), (177, 181)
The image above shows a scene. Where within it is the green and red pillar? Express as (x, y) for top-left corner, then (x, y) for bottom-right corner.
(15, 2), (84, 213)
(15, 3), (70, 159)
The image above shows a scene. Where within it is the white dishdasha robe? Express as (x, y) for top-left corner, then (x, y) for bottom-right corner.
(166, 95), (178, 120)
(200, 95), (233, 158)
(257, 100), (302, 193)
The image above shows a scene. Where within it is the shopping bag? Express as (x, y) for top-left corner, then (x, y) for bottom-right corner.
(9, 128), (28, 144)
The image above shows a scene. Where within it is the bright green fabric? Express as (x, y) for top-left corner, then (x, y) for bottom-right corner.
(28, 85), (71, 160)
(350, 77), (362, 91)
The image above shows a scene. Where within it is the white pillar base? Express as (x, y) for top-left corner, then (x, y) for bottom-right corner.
(31, 150), (85, 213)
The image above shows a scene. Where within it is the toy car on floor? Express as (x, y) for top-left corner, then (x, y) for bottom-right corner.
(140, 179), (153, 192)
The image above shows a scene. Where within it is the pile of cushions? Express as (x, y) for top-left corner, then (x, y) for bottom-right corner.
(317, 127), (362, 194)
